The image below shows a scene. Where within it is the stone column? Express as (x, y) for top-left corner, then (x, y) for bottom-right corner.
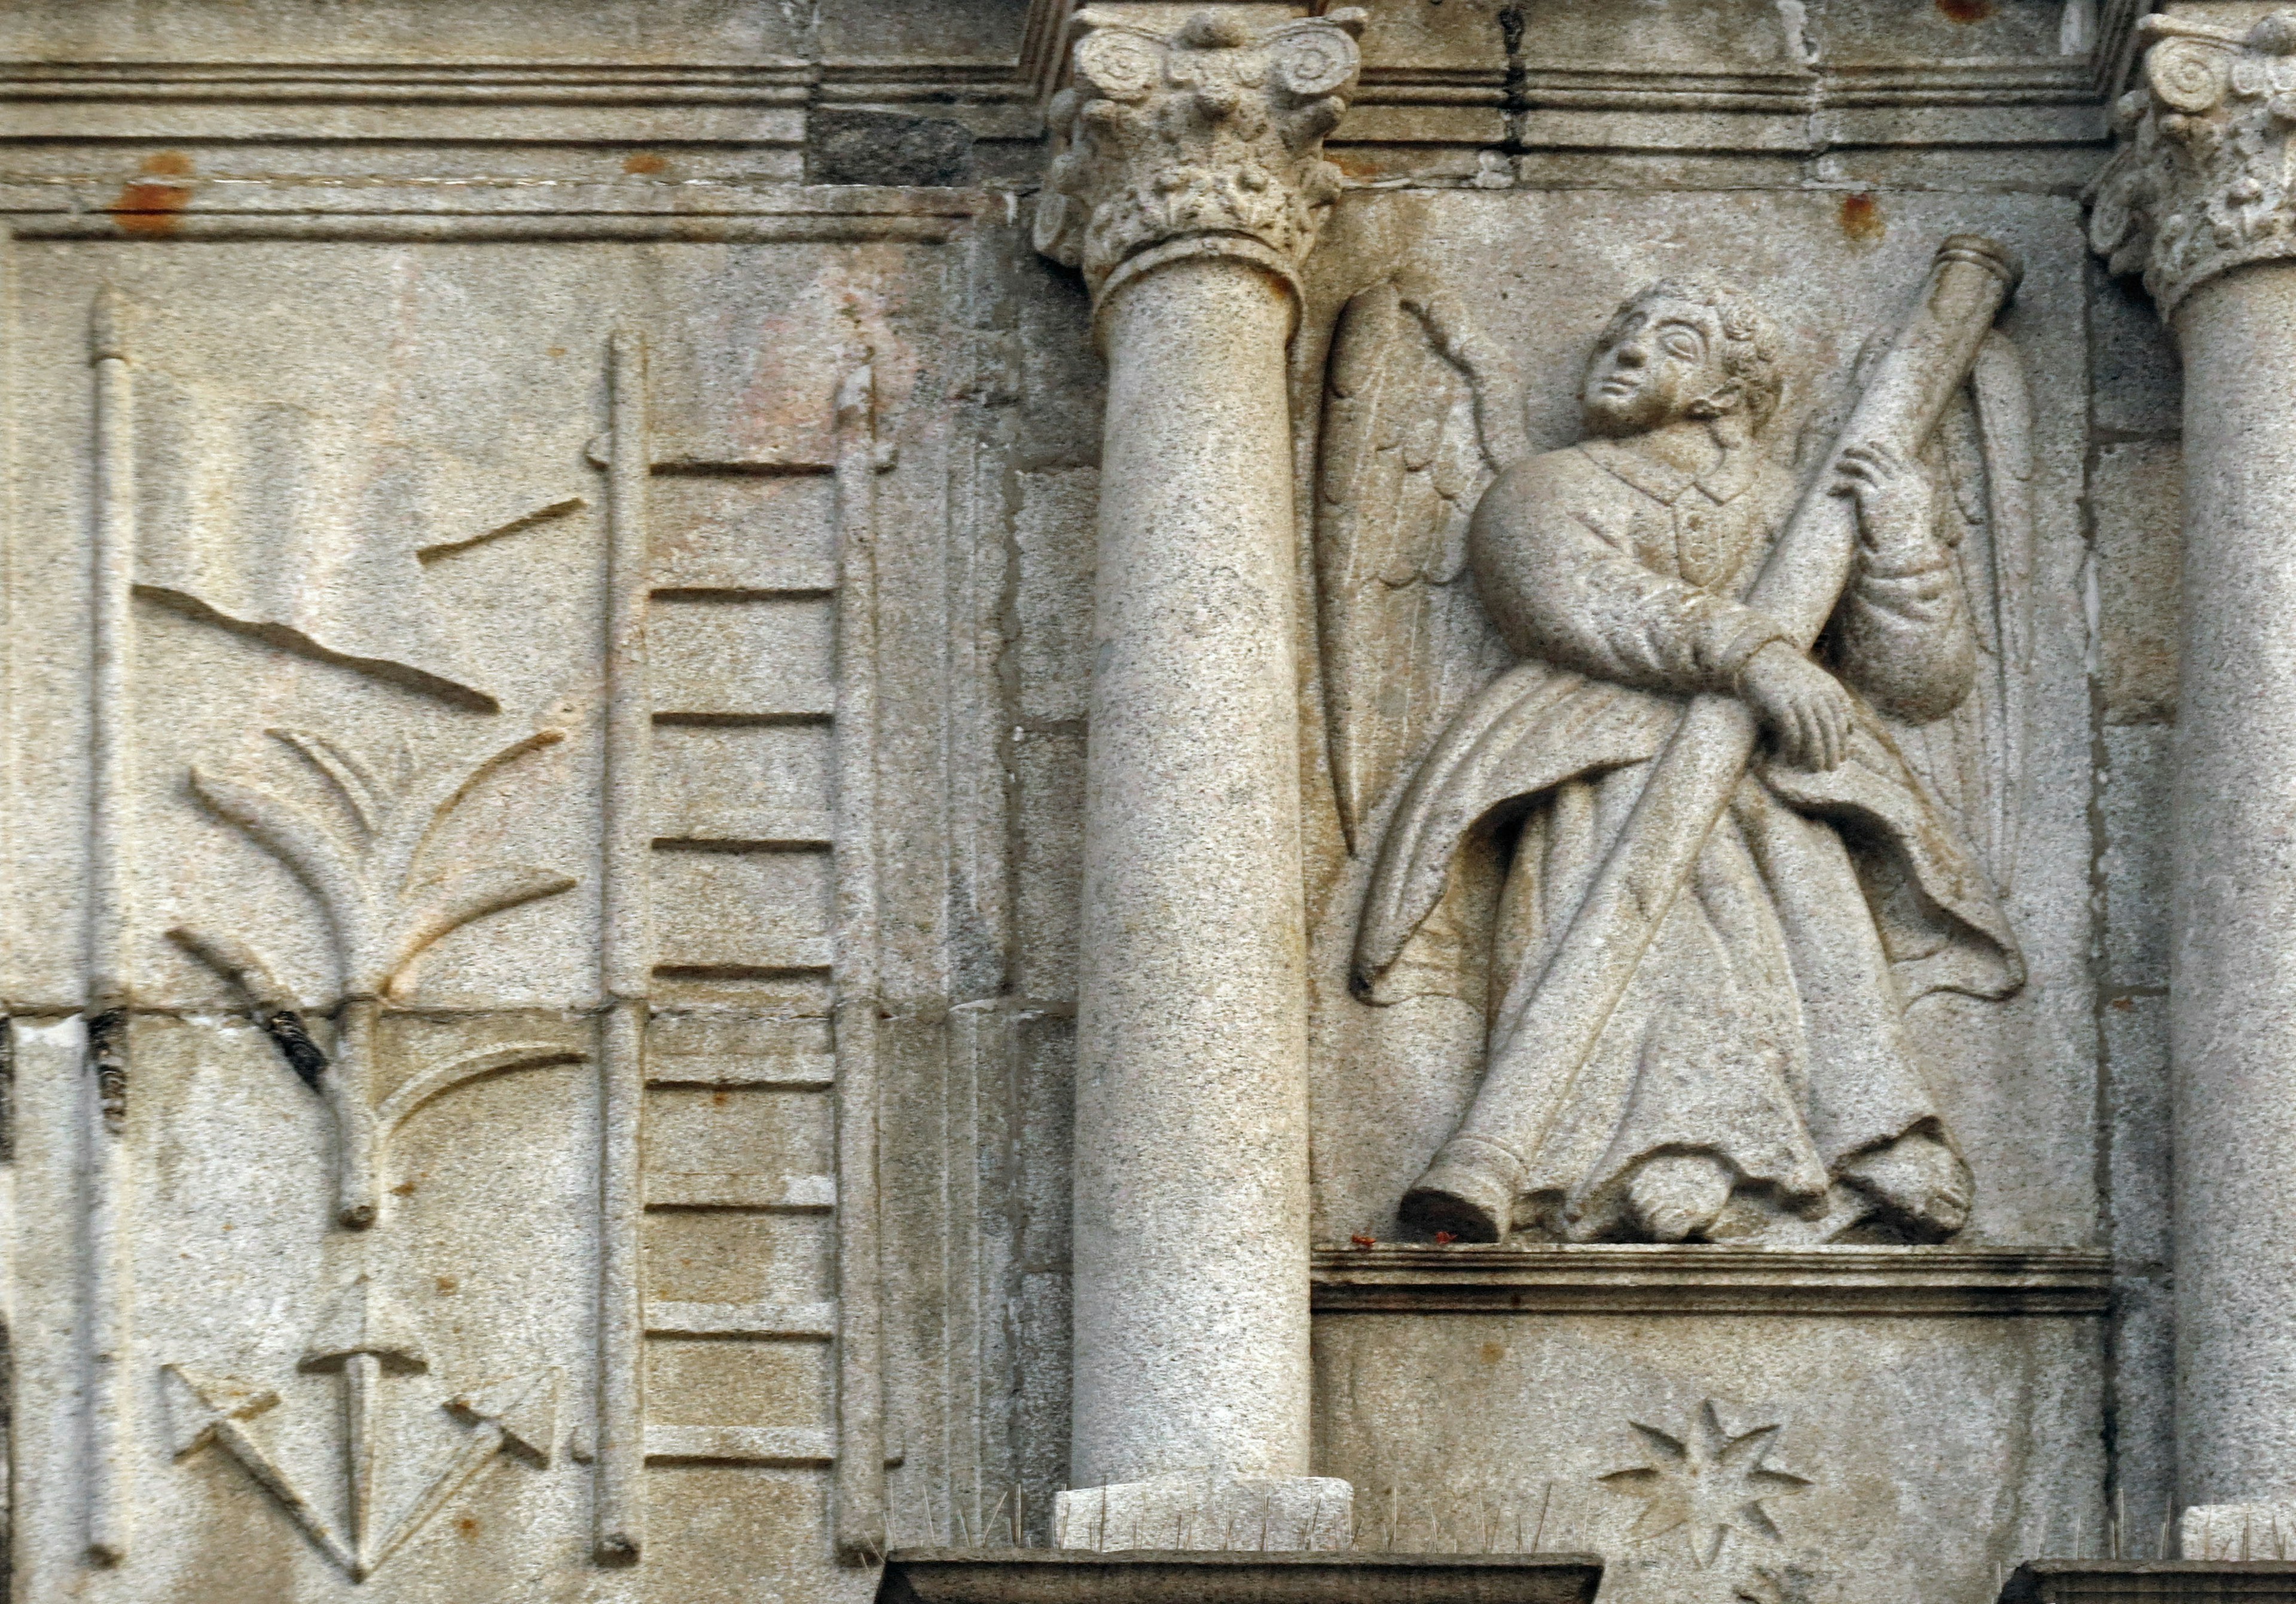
(1033, 7), (1361, 1542)
(2090, 7), (2296, 1553)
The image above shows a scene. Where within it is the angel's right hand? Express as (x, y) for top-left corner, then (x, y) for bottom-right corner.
(1737, 640), (1854, 771)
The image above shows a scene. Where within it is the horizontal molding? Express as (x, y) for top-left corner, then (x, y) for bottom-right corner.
(883, 1551), (1607, 1604)
(817, 59), (1034, 104)
(647, 1014), (835, 1087)
(645, 1062), (832, 1090)
(646, 1298), (836, 1338)
(652, 710), (833, 730)
(645, 1425), (835, 1465)
(7, 211), (968, 243)
(1516, 67), (1815, 115)
(653, 830), (835, 854)
(1311, 1244), (2115, 1317)
(644, 1169), (837, 1211)
(0, 54), (2109, 125)
(1, 61), (815, 102)
(1821, 60), (2096, 106)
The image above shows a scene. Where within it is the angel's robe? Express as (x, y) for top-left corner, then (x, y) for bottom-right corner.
(1353, 434), (2023, 1240)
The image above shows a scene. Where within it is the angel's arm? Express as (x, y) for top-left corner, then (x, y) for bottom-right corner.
(1825, 443), (1979, 724)
(1468, 456), (1787, 696)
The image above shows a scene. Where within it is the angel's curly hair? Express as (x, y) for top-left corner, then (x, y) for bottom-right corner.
(1597, 279), (1783, 431)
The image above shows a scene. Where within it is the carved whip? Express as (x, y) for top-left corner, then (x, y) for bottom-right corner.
(1407, 236), (2021, 1239)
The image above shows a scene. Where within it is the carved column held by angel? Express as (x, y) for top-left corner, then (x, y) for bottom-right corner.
(1323, 267), (2033, 1245)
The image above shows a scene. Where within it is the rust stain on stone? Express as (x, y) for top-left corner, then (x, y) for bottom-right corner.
(141, 150), (194, 176)
(111, 178), (191, 235)
(1935, 0), (1996, 21)
(1839, 192), (1886, 243)
(624, 151), (667, 174)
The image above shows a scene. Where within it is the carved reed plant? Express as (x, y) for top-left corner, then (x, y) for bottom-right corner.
(176, 725), (580, 1227)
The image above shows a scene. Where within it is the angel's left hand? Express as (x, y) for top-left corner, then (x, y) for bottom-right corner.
(1831, 442), (1937, 562)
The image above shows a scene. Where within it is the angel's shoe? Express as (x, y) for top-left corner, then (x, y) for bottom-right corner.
(1624, 1152), (1733, 1243)
(1840, 1132), (1972, 1240)
(1400, 1148), (1514, 1243)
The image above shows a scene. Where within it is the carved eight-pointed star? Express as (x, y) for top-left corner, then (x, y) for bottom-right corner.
(1598, 1401), (1812, 1568)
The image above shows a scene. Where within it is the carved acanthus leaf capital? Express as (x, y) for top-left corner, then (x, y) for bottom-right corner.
(1034, 7), (1366, 306)
(2090, 8), (2296, 316)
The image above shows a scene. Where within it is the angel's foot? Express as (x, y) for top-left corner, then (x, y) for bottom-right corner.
(1626, 1152), (1733, 1243)
(1840, 1132), (1971, 1240)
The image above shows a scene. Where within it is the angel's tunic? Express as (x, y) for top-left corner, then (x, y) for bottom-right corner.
(1354, 435), (2022, 1239)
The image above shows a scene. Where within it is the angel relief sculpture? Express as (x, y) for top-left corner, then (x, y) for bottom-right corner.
(1323, 255), (2035, 1246)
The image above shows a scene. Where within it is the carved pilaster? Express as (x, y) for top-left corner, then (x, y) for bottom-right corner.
(1034, 7), (1364, 312)
(2090, 9), (2296, 316)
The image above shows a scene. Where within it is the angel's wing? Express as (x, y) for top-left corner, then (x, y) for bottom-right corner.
(1895, 330), (2037, 896)
(1315, 276), (1524, 855)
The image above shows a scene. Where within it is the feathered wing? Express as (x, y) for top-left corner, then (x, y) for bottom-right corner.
(1315, 275), (1522, 855)
(1891, 329), (2037, 898)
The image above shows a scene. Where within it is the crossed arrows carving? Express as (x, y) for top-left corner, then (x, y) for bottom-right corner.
(165, 1277), (560, 1581)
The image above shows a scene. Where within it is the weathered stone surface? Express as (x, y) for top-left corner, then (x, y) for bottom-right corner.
(1052, 1469), (1354, 1553)
(2101, 725), (2175, 990)
(0, 0), (2236, 1599)
(1318, 1273), (2106, 1604)
(2092, 443), (2184, 726)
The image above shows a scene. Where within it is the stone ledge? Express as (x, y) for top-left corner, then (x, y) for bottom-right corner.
(878, 1551), (1603, 1604)
(2000, 1562), (2296, 1602)
(1311, 1245), (2114, 1316)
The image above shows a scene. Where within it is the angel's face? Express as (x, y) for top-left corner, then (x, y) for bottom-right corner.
(1581, 298), (1729, 438)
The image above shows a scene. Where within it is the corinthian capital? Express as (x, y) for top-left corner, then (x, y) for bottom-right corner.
(2090, 8), (2296, 315)
(1034, 7), (1365, 309)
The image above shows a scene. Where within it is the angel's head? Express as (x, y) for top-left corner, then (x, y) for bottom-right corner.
(1581, 280), (1781, 441)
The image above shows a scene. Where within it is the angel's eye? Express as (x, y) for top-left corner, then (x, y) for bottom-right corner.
(1660, 331), (1702, 361)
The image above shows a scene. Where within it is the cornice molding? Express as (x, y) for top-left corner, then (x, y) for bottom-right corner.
(0, 61), (817, 102)
(1311, 1244), (2116, 1316)
(2, 184), (984, 242)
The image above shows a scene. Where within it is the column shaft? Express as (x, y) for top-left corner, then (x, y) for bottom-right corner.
(2170, 263), (2296, 1507)
(1071, 257), (1311, 1489)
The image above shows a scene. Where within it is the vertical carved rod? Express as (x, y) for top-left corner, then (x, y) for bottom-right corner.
(84, 282), (135, 1568)
(594, 327), (651, 1565)
(831, 363), (886, 1563)
(329, 996), (381, 1228)
(0, 227), (17, 1003)
(344, 1350), (382, 1565)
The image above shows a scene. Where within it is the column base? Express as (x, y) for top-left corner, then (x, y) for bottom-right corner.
(1052, 1471), (1354, 1553)
(2001, 1560), (2296, 1602)
(879, 1550), (1602, 1604)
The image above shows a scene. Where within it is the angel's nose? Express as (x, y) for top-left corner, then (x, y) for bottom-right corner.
(1612, 341), (1647, 368)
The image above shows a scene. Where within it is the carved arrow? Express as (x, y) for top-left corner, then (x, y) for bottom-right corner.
(162, 1364), (355, 1572)
(367, 1368), (561, 1575)
(300, 1274), (427, 1576)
